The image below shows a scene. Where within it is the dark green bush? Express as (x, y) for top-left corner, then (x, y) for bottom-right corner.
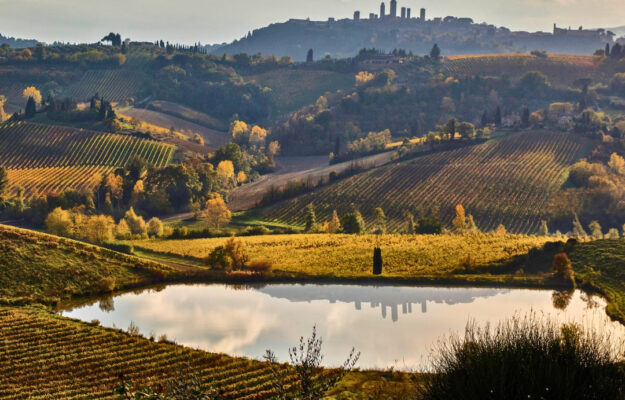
(421, 315), (625, 400)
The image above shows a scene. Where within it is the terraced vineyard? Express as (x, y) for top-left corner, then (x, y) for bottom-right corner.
(0, 307), (291, 400)
(445, 54), (617, 86)
(261, 131), (592, 234)
(62, 69), (149, 102)
(0, 122), (176, 198)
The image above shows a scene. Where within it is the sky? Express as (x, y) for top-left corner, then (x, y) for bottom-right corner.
(1, 0), (624, 45)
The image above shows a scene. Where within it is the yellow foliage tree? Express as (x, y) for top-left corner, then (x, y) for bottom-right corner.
(452, 204), (466, 232)
(23, 86), (42, 104)
(250, 125), (267, 143)
(237, 171), (247, 184)
(105, 174), (123, 202)
(495, 224), (507, 235)
(355, 71), (374, 85)
(327, 210), (341, 234)
(85, 215), (115, 244)
(45, 207), (74, 237)
(230, 120), (249, 140)
(0, 95), (6, 122)
(217, 160), (235, 186)
(608, 152), (625, 175)
(202, 194), (232, 229)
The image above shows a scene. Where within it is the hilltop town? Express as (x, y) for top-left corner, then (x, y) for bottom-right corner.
(214, 1), (617, 60)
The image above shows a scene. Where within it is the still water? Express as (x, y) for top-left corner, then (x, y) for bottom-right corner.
(59, 284), (625, 370)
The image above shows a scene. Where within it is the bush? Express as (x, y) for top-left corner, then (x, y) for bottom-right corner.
(553, 252), (574, 281)
(237, 226), (271, 236)
(96, 276), (116, 293)
(247, 259), (273, 274)
(421, 315), (625, 400)
(146, 217), (164, 237)
(341, 211), (366, 234)
(204, 246), (231, 270)
(102, 242), (134, 254)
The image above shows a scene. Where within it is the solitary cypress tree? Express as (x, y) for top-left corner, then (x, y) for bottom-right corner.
(24, 96), (36, 118)
(373, 247), (383, 275)
(605, 43), (611, 57)
(539, 220), (549, 236)
(304, 203), (317, 232)
(98, 99), (108, 121)
(494, 106), (502, 126)
(306, 49), (314, 62)
(481, 110), (489, 127)
(430, 43), (441, 60)
(521, 107), (530, 128)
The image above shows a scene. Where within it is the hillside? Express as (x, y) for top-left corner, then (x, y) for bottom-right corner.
(214, 17), (612, 61)
(248, 69), (355, 116)
(259, 131), (592, 234)
(61, 69), (149, 102)
(0, 122), (176, 198)
(445, 54), (621, 87)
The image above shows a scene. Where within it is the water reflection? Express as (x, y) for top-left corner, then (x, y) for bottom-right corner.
(58, 284), (625, 370)
(258, 285), (506, 322)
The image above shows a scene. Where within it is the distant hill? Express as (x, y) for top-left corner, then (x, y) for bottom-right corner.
(0, 33), (39, 49)
(213, 16), (614, 61)
(259, 130), (592, 234)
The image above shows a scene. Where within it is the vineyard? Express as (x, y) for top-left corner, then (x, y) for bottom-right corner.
(0, 122), (176, 198)
(260, 131), (592, 234)
(444, 54), (618, 86)
(62, 69), (149, 102)
(0, 224), (291, 399)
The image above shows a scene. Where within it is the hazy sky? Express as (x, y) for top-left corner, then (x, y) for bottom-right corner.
(1, 0), (624, 45)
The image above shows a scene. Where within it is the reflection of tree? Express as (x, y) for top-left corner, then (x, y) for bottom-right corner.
(98, 296), (115, 312)
(552, 290), (574, 310)
(580, 292), (600, 310)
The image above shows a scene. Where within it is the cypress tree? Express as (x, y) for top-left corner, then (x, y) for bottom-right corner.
(605, 43), (610, 57)
(495, 106), (502, 126)
(24, 96), (37, 118)
(373, 247), (383, 275)
(304, 203), (317, 232)
(539, 220), (549, 236)
(521, 107), (530, 128)
(306, 48), (314, 62)
(98, 99), (108, 121)
(481, 110), (489, 127)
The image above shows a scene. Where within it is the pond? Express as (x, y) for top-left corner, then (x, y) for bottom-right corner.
(59, 284), (625, 370)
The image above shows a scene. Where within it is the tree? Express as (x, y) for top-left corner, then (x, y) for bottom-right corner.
(306, 48), (314, 62)
(33, 44), (46, 61)
(373, 247), (383, 275)
(85, 215), (115, 244)
(416, 216), (443, 234)
(101, 32), (122, 46)
(452, 204), (466, 232)
(606, 43), (611, 57)
(608, 153), (625, 175)
(457, 122), (475, 140)
(304, 203), (317, 232)
(466, 214), (479, 233)
(236, 171), (247, 184)
(201, 194), (231, 229)
(374, 207), (386, 233)
(539, 220), (549, 236)
(572, 214), (588, 238)
(24, 96), (37, 118)
(553, 252), (574, 281)
(589, 220), (603, 239)
(341, 211), (366, 234)
(45, 207), (74, 237)
(0, 95), (6, 122)
(355, 71), (374, 85)
(224, 237), (248, 271)
(0, 167), (9, 196)
(521, 107), (530, 128)
(23, 87), (42, 104)
(430, 43), (441, 60)
(327, 210), (341, 233)
(147, 217), (164, 237)
(495, 224), (507, 235)
(114, 219), (132, 240)
(494, 106), (502, 126)
(216, 160), (235, 187)
(124, 207), (147, 236)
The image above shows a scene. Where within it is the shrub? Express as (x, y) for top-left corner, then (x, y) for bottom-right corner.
(341, 211), (366, 234)
(45, 207), (74, 237)
(247, 259), (273, 274)
(224, 237), (248, 270)
(124, 207), (147, 236)
(553, 252), (575, 282)
(114, 219), (132, 240)
(102, 242), (134, 254)
(204, 246), (231, 270)
(146, 217), (164, 237)
(420, 315), (625, 400)
(96, 276), (116, 293)
(237, 226), (271, 236)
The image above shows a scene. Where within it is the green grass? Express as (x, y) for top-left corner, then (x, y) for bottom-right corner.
(566, 240), (625, 323)
(0, 225), (177, 304)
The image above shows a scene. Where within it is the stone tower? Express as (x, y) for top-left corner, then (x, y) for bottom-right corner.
(380, 2), (386, 18)
(420, 8), (426, 21)
(401, 7), (406, 19)
(390, 0), (397, 18)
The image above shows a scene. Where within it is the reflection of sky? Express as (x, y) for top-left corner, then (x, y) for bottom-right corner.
(60, 284), (625, 370)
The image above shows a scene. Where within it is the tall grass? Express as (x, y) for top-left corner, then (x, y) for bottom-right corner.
(421, 314), (625, 399)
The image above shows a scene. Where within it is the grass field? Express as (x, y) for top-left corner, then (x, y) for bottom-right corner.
(0, 121), (176, 198)
(248, 69), (355, 115)
(129, 233), (552, 281)
(259, 130), (592, 234)
(444, 54), (620, 86)
(146, 100), (227, 131)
